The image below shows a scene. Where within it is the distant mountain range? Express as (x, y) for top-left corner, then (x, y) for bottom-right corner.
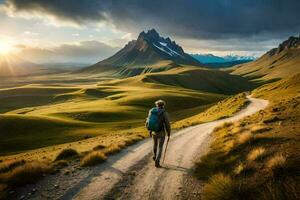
(190, 53), (255, 67)
(0, 55), (46, 77)
(81, 29), (202, 76)
(230, 34), (300, 81)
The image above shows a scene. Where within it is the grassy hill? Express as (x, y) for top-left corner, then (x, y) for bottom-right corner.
(0, 66), (252, 155)
(195, 73), (300, 199)
(230, 35), (300, 83)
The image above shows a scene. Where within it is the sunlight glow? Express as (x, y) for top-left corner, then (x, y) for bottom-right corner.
(0, 42), (14, 55)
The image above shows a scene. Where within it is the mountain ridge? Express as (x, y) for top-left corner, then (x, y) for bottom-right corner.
(230, 34), (300, 81)
(80, 29), (202, 76)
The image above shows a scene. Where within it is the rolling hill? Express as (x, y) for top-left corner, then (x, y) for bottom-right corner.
(230, 34), (300, 81)
(80, 29), (202, 76)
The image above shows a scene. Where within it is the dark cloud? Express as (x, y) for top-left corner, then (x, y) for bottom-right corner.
(4, 0), (300, 40)
(18, 41), (118, 63)
(4, 0), (110, 24)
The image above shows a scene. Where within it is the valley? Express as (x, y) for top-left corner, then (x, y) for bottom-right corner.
(0, 29), (299, 200)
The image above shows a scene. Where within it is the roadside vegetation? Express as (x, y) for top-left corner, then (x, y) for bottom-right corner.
(0, 67), (253, 198)
(195, 73), (300, 200)
(173, 92), (249, 129)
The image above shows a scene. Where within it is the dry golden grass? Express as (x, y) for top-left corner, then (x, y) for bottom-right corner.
(231, 125), (247, 134)
(52, 160), (69, 169)
(55, 148), (79, 161)
(250, 124), (271, 134)
(0, 161), (50, 186)
(93, 144), (106, 151)
(233, 163), (246, 175)
(236, 132), (253, 145)
(247, 147), (266, 161)
(103, 144), (123, 155)
(80, 151), (107, 167)
(202, 173), (237, 200)
(0, 159), (25, 174)
(266, 154), (286, 170)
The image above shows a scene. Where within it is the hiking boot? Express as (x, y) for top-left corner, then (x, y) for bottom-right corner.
(155, 162), (161, 168)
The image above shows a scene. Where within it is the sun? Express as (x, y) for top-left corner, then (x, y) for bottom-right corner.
(0, 42), (14, 55)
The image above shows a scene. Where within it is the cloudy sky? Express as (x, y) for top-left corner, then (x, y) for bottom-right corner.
(0, 0), (299, 63)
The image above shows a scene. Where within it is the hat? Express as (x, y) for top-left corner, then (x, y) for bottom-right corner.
(155, 99), (166, 107)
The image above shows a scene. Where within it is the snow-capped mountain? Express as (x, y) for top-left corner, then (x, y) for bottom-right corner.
(191, 53), (255, 64)
(81, 29), (201, 75)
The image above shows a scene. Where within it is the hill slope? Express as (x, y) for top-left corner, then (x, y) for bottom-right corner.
(230, 35), (300, 81)
(80, 29), (202, 76)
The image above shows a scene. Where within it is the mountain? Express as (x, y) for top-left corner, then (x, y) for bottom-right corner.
(230, 34), (300, 81)
(191, 53), (255, 67)
(203, 60), (253, 68)
(80, 29), (202, 76)
(191, 53), (255, 63)
(0, 55), (46, 77)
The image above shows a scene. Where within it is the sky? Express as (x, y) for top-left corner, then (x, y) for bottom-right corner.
(0, 0), (299, 64)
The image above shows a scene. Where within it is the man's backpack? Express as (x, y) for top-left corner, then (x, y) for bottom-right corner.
(146, 108), (164, 132)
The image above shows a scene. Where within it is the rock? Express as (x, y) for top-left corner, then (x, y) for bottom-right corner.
(28, 192), (32, 196)
(54, 184), (59, 189)
(9, 190), (15, 195)
(19, 195), (26, 200)
(32, 188), (37, 193)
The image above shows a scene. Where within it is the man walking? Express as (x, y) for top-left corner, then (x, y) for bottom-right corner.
(146, 100), (171, 168)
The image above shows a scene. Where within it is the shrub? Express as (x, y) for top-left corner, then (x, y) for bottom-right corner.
(234, 163), (244, 175)
(0, 159), (26, 174)
(236, 132), (253, 145)
(52, 160), (69, 169)
(247, 147), (266, 161)
(202, 173), (238, 200)
(55, 148), (79, 161)
(267, 154), (286, 169)
(250, 125), (272, 134)
(81, 151), (107, 167)
(93, 144), (106, 151)
(103, 144), (122, 155)
(0, 161), (50, 186)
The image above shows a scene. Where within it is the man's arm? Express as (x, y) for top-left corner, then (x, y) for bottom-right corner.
(164, 112), (171, 137)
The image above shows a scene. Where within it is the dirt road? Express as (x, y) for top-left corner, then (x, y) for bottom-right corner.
(52, 96), (266, 200)
(20, 96), (267, 200)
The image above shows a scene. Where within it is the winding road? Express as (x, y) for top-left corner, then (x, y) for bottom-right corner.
(57, 96), (268, 200)
(25, 96), (268, 200)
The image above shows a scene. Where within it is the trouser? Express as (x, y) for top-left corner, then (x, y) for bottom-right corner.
(152, 135), (165, 164)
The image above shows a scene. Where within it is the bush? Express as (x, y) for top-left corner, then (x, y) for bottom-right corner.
(93, 144), (106, 151)
(81, 151), (107, 167)
(236, 132), (253, 145)
(202, 173), (238, 200)
(103, 144), (122, 155)
(0, 159), (26, 174)
(247, 147), (266, 161)
(0, 161), (50, 186)
(52, 160), (69, 169)
(55, 148), (79, 161)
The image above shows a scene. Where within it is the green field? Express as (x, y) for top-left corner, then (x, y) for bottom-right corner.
(0, 66), (252, 157)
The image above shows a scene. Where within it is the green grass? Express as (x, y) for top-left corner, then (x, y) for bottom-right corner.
(195, 73), (300, 200)
(0, 66), (249, 156)
(173, 93), (249, 129)
(230, 48), (300, 82)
